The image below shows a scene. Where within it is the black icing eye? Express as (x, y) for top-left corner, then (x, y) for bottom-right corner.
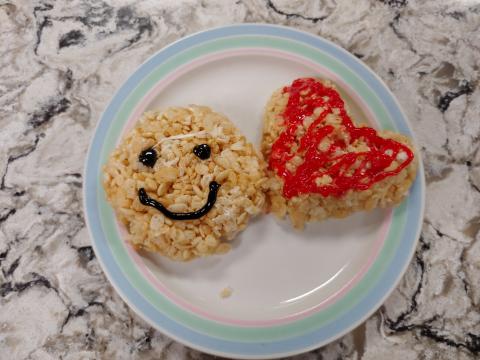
(139, 147), (157, 167)
(193, 144), (211, 160)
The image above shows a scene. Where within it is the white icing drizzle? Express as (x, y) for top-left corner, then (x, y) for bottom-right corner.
(153, 131), (209, 148)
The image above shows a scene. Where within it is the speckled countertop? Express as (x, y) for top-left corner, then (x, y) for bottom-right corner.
(1, 0), (479, 359)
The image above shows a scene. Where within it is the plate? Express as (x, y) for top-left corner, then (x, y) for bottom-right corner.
(84, 24), (425, 359)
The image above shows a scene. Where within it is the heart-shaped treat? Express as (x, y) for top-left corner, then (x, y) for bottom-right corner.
(262, 78), (417, 229)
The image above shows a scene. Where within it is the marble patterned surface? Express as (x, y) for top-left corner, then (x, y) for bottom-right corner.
(1, 0), (479, 359)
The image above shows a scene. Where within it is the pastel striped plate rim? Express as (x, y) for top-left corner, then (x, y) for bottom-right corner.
(83, 24), (425, 358)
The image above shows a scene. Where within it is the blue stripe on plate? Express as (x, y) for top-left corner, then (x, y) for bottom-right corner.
(84, 24), (424, 358)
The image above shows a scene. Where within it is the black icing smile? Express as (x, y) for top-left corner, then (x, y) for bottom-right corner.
(138, 181), (220, 220)
(137, 143), (219, 220)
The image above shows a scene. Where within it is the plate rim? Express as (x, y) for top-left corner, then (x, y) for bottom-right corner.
(83, 23), (425, 359)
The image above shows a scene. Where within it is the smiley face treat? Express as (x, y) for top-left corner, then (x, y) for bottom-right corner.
(103, 106), (267, 261)
(262, 78), (417, 229)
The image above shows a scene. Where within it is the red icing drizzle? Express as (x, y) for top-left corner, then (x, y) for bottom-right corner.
(269, 78), (414, 199)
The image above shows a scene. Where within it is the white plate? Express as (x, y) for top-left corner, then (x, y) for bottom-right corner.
(84, 24), (425, 359)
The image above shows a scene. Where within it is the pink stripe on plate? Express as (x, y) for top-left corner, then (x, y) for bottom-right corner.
(116, 47), (392, 327)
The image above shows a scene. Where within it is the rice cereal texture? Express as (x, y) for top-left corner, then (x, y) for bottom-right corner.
(261, 80), (418, 229)
(103, 106), (268, 261)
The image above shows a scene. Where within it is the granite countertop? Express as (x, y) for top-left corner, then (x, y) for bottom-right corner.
(1, 0), (479, 359)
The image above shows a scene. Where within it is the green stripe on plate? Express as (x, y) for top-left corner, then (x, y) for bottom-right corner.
(96, 35), (407, 342)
